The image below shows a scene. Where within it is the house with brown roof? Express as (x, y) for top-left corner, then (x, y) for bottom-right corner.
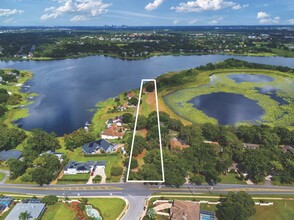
(127, 92), (135, 100)
(170, 200), (200, 220)
(169, 138), (190, 150)
(101, 124), (125, 140)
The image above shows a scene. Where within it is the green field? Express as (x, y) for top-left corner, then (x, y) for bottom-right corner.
(88, 198), (126, 220)
(42, 203), (76, 220)
(219, 173), (246, 184)
(163, 69), (294, 127)
(249, 201), (294, 220)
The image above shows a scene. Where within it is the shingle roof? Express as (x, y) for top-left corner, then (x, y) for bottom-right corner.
(0, 150), (22, 161)
(171, 200), (200, 220)
(82, 139), (113, 154)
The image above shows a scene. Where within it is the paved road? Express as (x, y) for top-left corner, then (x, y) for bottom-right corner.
(1, 183), (294, 219)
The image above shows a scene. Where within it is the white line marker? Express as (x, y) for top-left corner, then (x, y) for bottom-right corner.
(126, 79), (165, 183)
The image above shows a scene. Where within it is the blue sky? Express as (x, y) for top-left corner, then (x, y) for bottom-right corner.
(0, 0), (293, 26)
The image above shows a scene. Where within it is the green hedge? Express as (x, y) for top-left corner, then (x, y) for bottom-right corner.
(93, 175), (102, 183)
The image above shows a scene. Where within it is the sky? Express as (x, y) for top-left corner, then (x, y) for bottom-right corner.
(0, 0), (293, 26)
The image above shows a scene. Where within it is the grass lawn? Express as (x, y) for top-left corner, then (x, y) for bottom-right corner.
(249, 201), (294, 220)
(219, 173), (246, 184)
(42, 202), (76, 220)
(0, 172), (5, 182)
(58, 173), (90, 184)
(88, 198), (126, 220)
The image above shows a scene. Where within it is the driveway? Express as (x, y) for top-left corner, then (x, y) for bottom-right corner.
(87, 167), (106, 184)
(0, 170), (9, 184)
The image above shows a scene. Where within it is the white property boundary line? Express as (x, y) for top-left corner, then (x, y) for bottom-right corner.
(126, 79), (165, 183)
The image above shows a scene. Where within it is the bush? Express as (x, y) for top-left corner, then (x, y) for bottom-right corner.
(93, 175), (102, 183)
(41, 195), (58, 205)
(111, 166), (123, 176)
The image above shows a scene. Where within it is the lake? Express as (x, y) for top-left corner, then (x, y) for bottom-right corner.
(0, 55), (293, 135)
(228, 74), (274, 83)
(189, 92), (264, 125)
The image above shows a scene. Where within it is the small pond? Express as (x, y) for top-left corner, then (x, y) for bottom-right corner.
(189, 92), (264, 125)
(256, 86), (288, 105)
(228, 74), (274, 83)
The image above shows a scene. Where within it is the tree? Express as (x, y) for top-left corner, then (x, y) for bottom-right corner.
(0, 127), (27, 151)
(190, 174), (204, 185)
(124, 158), (138, 169)
(8, 159), (27, 179)
(201, 123), (220, 140)
(7, 93), (22, 105)
(145, 83), (154, 92)
(127, 135), (147, 157)
(64, 128), (95, 151)
(18, 211), (31, 220)
(217, 191), (255, 220)
(32, 167), (52, 186)
(137, 164), (162, 181)
(122, 113), (133, 124)
(0, 88), (9, 104)
(27, 129), (61, 154)
(179, 125), (204, 146)
(147, 208), (156, 219)
(136, 115), (147, 130)
(42, 195), (58, 205)
(128, 97), (138, 106)
(0, 105), (8, 116)
(111, 167), (123, 176)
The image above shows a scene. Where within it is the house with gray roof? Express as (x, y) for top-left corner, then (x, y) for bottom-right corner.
(5, 203), (46, 220)
(0, 150), (22, 161)
(82, 139), (114, 154)
(64, 160), (106, 174)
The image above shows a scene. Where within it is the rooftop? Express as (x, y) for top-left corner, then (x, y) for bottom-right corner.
(0, 150), (22, 161)
(64, 160), (106, 171)
(170, 200), (200, 220)
(82, 139), (113, 154)
(5, 203), (46, 220)
(102, 125), (124, 137)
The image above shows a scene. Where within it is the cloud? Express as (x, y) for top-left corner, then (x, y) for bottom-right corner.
(188, 19), (198, 24)
(171, 0), (247, 12)
(145, 0), (164, 11)
(208, 16), (223, 24)
(288, 19), (294, 24)
(257, 12), (280, 24)
(41, 0), (111, 21)
(257, 11), (269, 19)
(0, 9), (24, 17)
(173, 19), (180, 24)
(3, 18), (16, 23)
(70, 15), (89, 22)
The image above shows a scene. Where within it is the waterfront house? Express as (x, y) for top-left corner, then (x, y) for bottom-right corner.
(101, 124), (125, 140)
(82, 139), (115, 154)
(242, 143), (260, 150)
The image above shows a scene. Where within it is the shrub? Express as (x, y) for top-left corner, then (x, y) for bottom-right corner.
(111, 166), (123, 176)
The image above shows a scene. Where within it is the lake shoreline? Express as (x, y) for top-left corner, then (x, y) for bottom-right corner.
(1, 51), (293, 63)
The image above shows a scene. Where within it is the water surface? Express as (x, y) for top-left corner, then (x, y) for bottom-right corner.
(189, 92), (264, 125)
(0, 55), (293, 135)
(228, 74), (274, 83)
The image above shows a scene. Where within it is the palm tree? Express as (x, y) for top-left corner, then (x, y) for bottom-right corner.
(18, 211), (31, 220)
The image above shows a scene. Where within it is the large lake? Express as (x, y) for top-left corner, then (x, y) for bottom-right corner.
(0, 55), (293, 135)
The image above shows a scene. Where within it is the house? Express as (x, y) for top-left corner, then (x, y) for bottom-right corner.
(0, 150), (22, 161)
(169, 138), (190, 150)
(0, 76), (3, 82)
(106, 116), (123, 128)
(82, 139), (115, 154)
(127, 92), (135, 100)
(5, 203), (46, 220)
(242, 143), (260, 150)
(170, 200), (200, 220)
(39, 150), (63, 161)
(64, 161), (106, 174)
(280, 145), (294, 154)
(101, 125), (125, 140)
(0, 196), (13, 214)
